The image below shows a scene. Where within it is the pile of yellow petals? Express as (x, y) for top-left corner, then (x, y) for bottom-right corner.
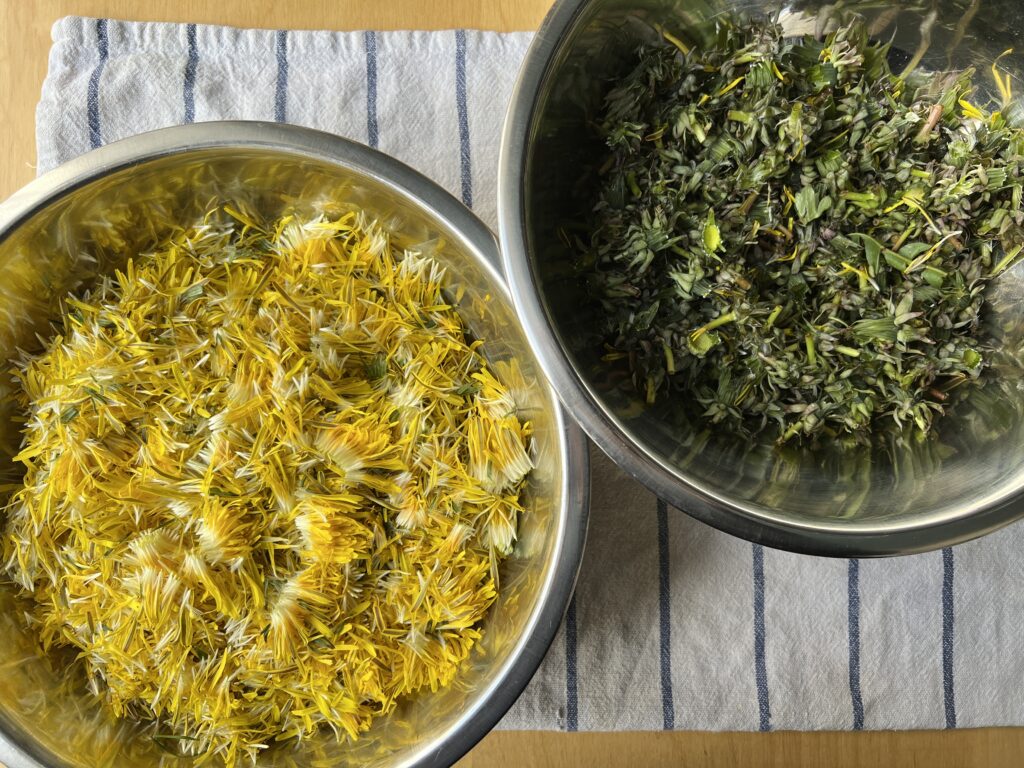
(3, 208), (532, 765)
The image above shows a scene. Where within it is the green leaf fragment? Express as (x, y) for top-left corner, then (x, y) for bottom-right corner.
(963, 349), (982, 369)
(364, 353), (387, 381)
(702, 210), (723, 253)
(687, 330), (721, 357)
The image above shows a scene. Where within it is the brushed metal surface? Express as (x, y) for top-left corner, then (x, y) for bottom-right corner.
(499, 0), (1024, 555)
(0, 121), (589, 768)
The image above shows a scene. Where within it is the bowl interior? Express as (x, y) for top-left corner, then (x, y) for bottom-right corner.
(521, 0), (1024, 538)
(0, 144), (570, 767)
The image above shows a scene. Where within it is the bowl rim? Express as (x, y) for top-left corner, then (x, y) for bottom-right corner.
(0, 121), (590, 768)
(497, 0), (1024, 558)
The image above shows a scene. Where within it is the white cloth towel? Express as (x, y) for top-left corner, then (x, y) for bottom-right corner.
(34, 15), (1024, 733)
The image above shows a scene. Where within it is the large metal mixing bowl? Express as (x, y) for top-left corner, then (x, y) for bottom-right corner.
(0, 122), (589, 768)
(500, 0), (1024, 556)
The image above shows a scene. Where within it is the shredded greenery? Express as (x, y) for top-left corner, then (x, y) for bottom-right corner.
(3, 208), (531, 765)
(581, 17), (1024, 444)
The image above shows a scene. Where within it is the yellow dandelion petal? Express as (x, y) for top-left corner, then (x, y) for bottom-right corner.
(1, 206), (531, 761)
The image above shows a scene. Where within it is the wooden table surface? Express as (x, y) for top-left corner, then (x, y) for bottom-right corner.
(1, 1), (1022, 765)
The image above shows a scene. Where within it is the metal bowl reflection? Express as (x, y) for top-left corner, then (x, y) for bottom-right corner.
(499, 0), (1024, 556)
(0, 122), (588, 768)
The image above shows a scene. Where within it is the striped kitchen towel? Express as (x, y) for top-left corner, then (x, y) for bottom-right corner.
(35, 15), (1024, 732)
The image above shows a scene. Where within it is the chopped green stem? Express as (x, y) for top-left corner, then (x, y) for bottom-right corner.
(692, 311), (737, 339)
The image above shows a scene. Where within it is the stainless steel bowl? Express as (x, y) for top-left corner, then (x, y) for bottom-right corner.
(500, 0), (1024, 556)
(0, 122), (589, 768)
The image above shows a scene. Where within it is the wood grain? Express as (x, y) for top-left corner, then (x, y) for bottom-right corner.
(457, 729), (1024, 768)
(1, 1), (1023, 766)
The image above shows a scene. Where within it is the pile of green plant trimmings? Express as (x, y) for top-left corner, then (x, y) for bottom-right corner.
(580, 16), (1024, 444)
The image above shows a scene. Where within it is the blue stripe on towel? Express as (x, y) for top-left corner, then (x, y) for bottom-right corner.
(274, 30), (288, 123)
(364, 31), (379, 149)
(657, 499), (675, 730)
(565, 593), (579, 731)
(183, 23), (198, 124)
(752, 544), (771, 731)
(454, 30), (473, 208)
(87, 18), (109, 148)
(847, 559), (865, 730)
(942, 547), (957, 729)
